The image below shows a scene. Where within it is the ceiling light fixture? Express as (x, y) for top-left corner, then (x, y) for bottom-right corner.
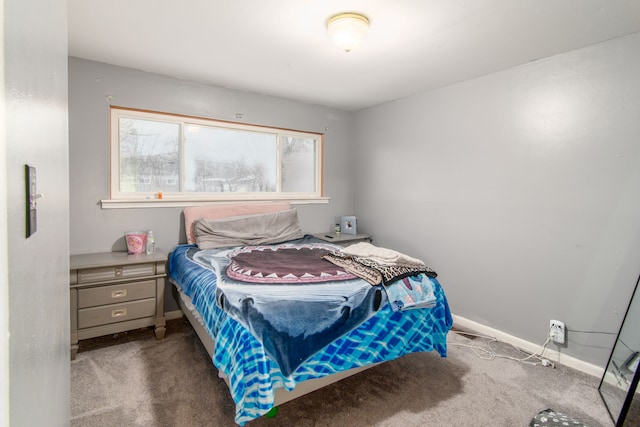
(326, 12), (369, 52)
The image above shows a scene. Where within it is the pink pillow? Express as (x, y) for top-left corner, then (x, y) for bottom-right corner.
(183, 202), (291, 244)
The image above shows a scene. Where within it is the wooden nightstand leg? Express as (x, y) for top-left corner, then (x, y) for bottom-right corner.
(154, 275), (166, 340)
(154, 325), (166, 340)
(70, 343), (79, 360)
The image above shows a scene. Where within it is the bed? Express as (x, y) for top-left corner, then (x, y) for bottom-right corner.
(168, 203), (452, 425)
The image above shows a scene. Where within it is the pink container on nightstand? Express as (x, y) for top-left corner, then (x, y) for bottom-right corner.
(125, 231), (148, 254)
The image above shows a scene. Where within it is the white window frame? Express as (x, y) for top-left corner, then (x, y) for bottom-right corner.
(103, 107), (327, 208)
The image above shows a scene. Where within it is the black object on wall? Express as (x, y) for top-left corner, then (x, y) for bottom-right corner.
(25, 164), (37, 237)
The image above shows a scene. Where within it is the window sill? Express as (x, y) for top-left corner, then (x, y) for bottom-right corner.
(100, 197), (330, 209)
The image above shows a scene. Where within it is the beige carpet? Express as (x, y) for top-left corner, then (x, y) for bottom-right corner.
(71, 318), (616, 426)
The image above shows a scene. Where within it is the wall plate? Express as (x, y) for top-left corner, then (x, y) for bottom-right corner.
(25, 164), (38, 237)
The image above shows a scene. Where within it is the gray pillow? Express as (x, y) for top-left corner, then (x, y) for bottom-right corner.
(194, 208), (304, 249)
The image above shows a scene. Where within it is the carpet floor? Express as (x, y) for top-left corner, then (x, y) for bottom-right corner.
(71, 318), (619, 426)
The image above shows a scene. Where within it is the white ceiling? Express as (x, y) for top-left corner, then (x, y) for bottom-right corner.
(68, 0), (640, 112)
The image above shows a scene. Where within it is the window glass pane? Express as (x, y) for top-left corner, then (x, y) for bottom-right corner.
(280, 136), (317, 192)
(111, 107), (323, 203)
(119, 118), (180, 193)
(184, 125), (277, 193)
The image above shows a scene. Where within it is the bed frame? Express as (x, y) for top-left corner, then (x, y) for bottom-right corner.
(171, 278), (380, 408)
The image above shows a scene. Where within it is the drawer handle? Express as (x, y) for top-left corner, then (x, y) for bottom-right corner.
(115, 267), (123, 277)
(111, 308), (127, 318)
(111, 289), (127, 299)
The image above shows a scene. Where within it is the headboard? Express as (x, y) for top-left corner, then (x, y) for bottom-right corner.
(183, 202), (292, 244)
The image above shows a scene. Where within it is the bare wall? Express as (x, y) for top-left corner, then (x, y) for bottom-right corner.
(68, 57), (356, 310)
(4, 0), (70, 424)
(353, 33), (640, 367)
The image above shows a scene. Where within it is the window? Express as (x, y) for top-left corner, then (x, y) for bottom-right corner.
(107, 107), (325, 207)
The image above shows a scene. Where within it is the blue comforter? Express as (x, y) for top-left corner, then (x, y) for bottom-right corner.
(169, 235), (452, 425)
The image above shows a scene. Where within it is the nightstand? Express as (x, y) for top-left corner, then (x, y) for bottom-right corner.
(313, 233), (372, 246)
(69, 251), (167, 360)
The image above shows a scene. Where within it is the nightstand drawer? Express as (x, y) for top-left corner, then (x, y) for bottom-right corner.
(77, 298), (157, 329)
(77, 263), (156, 283)
(77, 280), (156, 309)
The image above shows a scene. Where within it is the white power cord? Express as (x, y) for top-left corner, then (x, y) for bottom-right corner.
(449, 329), (555, 368)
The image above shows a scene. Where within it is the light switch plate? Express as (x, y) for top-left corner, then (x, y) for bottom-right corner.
(25, 164), (37, 237)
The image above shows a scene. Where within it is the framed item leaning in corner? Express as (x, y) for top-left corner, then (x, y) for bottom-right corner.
(340, 216), (357, 235)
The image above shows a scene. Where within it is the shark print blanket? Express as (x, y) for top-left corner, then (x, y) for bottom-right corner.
(185, 235), (385, 376)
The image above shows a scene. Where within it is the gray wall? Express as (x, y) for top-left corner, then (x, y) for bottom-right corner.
(353, 32), (640, 367)
(68, 57), (356, 310)
(3, 0), (70, 425)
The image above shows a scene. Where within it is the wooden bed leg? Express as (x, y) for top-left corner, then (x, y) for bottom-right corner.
(265, 407), (278, 418)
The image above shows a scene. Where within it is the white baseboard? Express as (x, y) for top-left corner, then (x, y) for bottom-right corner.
(165, 309), (184, 321)
(452, 314), (604, 379)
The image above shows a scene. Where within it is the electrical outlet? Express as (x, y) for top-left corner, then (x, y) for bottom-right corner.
(549, 320), (565, 344)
